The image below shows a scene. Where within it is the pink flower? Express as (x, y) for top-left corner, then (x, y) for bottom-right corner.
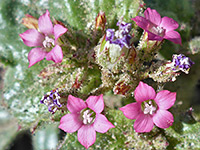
(59, 94), (115, 149)
(19, 10), (68, 67)
(132, 8), (181, 45)
(120, 81), (176, 133)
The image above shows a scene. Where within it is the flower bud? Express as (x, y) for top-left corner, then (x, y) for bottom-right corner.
(40, 89), (62, 114)
(95, 11), (106, 30)
(22, 14), (38, 29)
(113, 74), (138, 96)
(167, 54), (194, 74)
(113, 81), (131, 95)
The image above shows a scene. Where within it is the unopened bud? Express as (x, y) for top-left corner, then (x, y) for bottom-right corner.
(95, 11), (106, 30)
(113, 81), (131, 95)
(22, 14), (38, 29)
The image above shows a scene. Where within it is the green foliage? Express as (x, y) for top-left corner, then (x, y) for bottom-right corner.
(0, 108), (18, 150)
(165, 108), (200, 150)
(33, 123), (59, 150)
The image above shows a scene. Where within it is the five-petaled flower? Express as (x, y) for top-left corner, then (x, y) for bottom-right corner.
(120, 81), (176, 133)
(59, 94), (115, 149)
(19, 10), (68, 67)
(132, 7), (182, 45)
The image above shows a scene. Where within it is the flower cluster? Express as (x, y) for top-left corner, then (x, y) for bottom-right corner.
(18, 7), (196, 149)
(105, 21), (132, 49)
(132, 8), (182, 45)
(19, 10), (67, 68)
(169, 54), (195, 74)
(40, 89), (62, 114)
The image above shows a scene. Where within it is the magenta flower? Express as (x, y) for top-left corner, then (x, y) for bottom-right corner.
(132, 8), (181, 45)
(120, 81), (176, 133)
(19, 10), (68, 67)
(59, 94), (115, 149)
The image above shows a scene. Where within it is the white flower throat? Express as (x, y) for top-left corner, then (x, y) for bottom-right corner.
(43, 36), (55, 48)
(82, 109), (95, 124)
(142, 100), (157, 115)
(151, 26), (165, 36)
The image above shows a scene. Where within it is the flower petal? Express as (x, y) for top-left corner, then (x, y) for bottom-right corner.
(144, 8), (162, 26)
(59, 113), (82, 133)
(38, 10), (53, 35)
(86, 94), (104, 113)
(134, 113), (154, 133)
(153, 109), (174, 129)
(28, 47), (47, 68)
(119, 102), (141, 120)
(78, 124), (96, 149)
(93, 114), (115, 133)
(54, 24), (68, 42)
(160, 16), (179, 31)
(164, 30), (182, 45)
(67, 95), (87, 113)
(134, 81), (156, 103)
(154, 90), (176, 110)
(19, 29), (44, 47)
(132, 16), (150, 31)
(46, 45), (63, 63)
(147, 31), (164, 41)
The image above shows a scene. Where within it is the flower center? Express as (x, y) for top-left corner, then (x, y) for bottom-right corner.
(81, 108), (96, 125)
(141, 100), (157, 115)
(43, 36), (55, 49)
(150, 26), (165, 37)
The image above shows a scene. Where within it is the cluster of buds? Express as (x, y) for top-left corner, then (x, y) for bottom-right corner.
(40, 89), (62, 114)
(105, 21), (132, 49)
(95, 21), (133, 73)
(167, 54), (194, 74)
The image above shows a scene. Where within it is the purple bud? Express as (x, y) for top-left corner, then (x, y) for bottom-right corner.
(106, 29), (115, 42)
(40, 89), (62, 114)
(170, 54), (194, 74)
(105, 21), (132, 49)
(112, 35), (132, 48)
(117, 21), (132, 35)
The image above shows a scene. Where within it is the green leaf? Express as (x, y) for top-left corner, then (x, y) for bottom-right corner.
(166, 122), (200, 149)
(0, 108), (18, 150)
(33, 123), (59, 150)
